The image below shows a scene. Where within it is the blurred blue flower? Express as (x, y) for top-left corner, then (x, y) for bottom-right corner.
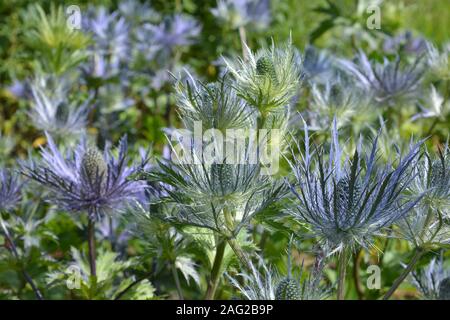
(83, 7), (131, 78)
(339, 51), (425, 107)
(0, 168), (23, 212)
(146, 14), (201, 56)
(302, 46), (333, 84)
(118, 0), (159, 26)
(29, 78), (90, 137)
(383, 31), (427, 55)
(211, 0), (271, 30)
(412, 252), (450, 300)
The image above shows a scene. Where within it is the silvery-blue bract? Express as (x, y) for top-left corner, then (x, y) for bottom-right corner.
(286, 120), (423, 253)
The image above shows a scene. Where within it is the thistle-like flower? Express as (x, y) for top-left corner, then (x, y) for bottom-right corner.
(225, 40), (301, 113)
(426, 43), (450, 80)
(83, 7), (131, 78)
(228, 252), (328, 300)
(175, 74), (255, 132)
(151, 152), (285, 238)
(411, 85), (448, 121)
(286, 121), (423, 253)
(409, 146), (450, 211)
(21, 134), (146, 220)
(29, 78), (90, 137)
(411, 253), (450, 300)
(339, 51), (425, 107)
(305, 79), (372, 131)
(147, 14), (201, 56)
(396, 145), (450, 248)
(211, 0), (271, 30)
(383, 31), (427, 56)
(302, 46), (333, 84)
(0, 168), (23, 212)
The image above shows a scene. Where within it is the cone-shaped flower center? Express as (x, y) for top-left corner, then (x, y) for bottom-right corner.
(256, 56), (278, 85)
(81, 147), (108, 185)
(275, 277), (301, 300)
(430, 160), (448, 189)
(55, 104), (69, 124)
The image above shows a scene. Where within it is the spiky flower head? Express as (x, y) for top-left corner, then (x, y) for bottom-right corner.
(21, 134), (147, 221)
(149, 139), (285, 238)
(0, 169), (23, 212)
(412, 253), (450, 300)
(286, 120), (423, 253)
(175, 74), (255, 132)
(302, 46), (333, 84)
(225, 40), (300, 114)
(275, 277), (301, 300)
(211, 0), (271, 30)
(228, 252), (329, 300)
(426, 43), (450, 80)
(305, 79), (372, 131)
(147, 14), (201, 56)
(409, 146), (450, 211)
(396, 145), (450, 248)
(29, 77), (90, 138)
(82, 6), (131, 78)
(339, 51), (425, 107)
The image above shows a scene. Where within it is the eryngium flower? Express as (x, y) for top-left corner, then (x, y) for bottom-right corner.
(426, 43), (450, 80)
(411, 85), (448, 121)
(147, 14), (201, 55)
(0, 169), (23, 212)
(412, 253), (450, 300)
(83, 6), (131, 78)
(339, 51), (425, 107)
(396, 146), (450, 247)
(29, 80), (90, 137)
(175, 74), (255, 132)
(21, 134), (146, 220)
(286, 121), (423, 253)
(305, 79), (371, 131)
(408, 146), (450, 211)
(225, 40), (300, 112)
(302, 46), (333, 84)
(228, 254), (328, 300)
(211, 0), (271, 30)
(150, 152), (285, 238)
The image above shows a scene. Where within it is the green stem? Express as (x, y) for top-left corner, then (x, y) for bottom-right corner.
(171, 262), (184, 300)
(425, 117), (439, 137)
(238, 26), (247, 60)
(0, 214), (44, 300)
(337, 248), (349, 300)
(205, 239), (227, 300)
(87, 219), (96, 277)
(227, 238), (252, 271)
(353, 249), (365, 300)
(382, 247), (425, 300)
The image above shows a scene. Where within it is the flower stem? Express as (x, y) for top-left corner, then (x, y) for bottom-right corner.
(382, 247), (425, 300)
(87, 219), (96, 277)
(337, 248), (349, 300)
(0, 214), (44, 300)
(353, 249), (365, 300)
(171, 262), (184, 300)
(227, 237), (252, 271)
(238, 26), (247, 60)
(205, 239), (227, 300)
